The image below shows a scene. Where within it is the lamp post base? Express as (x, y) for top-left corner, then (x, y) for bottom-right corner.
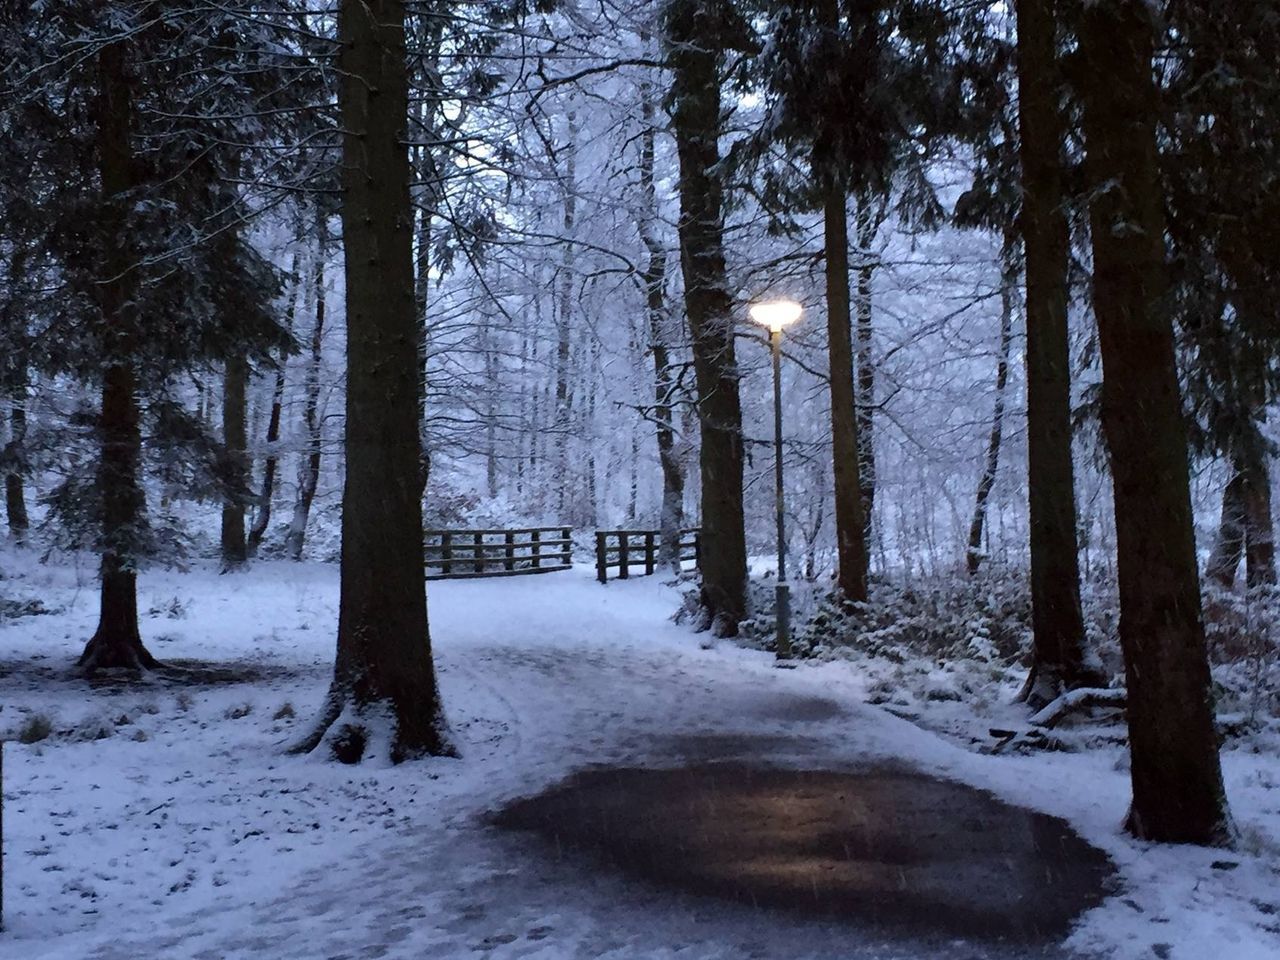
(775, 581), (792, 660)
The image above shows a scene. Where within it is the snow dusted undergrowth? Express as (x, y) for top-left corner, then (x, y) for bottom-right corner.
(1, 551), (1278, 959)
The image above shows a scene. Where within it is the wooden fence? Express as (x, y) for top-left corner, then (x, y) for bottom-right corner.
(595, 528), (700, 583)
(425, 527), (572, 580)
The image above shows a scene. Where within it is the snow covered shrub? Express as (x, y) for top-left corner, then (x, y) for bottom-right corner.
(793, 568), (1036, 664)
(17, 713), (54, 744)
(147, 595), (188, 619)
(1202, 585), (1280, 723)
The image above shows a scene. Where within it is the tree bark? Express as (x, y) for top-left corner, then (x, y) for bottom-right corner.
(824, 184), (868, 602)
(639, 59), (685, 571)
(79, 38), (156, 672)
(853, 193), (879, 551)
(966, 243), (1015, 575)
(1206, 470), (1246, 588)
(295, 0), (449, 762)
(285, 212), (327, 561)
(247, 251), (301, 557)
(554, 115), (578, 517)
(4, 368), (29, 543)
(1014, 0), (1094, 701)
(1078, 0), (1230, 844)
(220, 353), (248, 569)
(666, 0), (748, 634)
(1240, 447), (1276, 588)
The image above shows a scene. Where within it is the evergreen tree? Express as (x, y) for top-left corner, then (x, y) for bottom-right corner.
(1074, 0), (1231, 844)
(293, 0), (451, 761)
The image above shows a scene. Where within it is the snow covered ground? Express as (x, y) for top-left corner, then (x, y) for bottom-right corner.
(1, 552), (1278, 959)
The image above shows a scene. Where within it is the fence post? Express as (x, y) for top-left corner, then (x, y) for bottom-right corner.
(562, 527), (572, 567)
(618, 532), (630, 579)
(441, 533), (453, 576)
(473, 532), (484, 574)
(596, 532), (608, 583)
(504, 531), (515, 572)
(644, 532), (655, 576)
(531, 529), (541, 569)
(694, 530), (701, 570)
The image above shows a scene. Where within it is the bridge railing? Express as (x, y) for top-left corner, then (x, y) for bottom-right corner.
(424, 527), (572, 580)
(594, 528), (700, 583)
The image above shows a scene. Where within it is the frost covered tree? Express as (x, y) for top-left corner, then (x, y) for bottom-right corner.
(663, 0), (753, 635)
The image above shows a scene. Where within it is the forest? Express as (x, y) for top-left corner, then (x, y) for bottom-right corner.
(1, 1), (1278, 958)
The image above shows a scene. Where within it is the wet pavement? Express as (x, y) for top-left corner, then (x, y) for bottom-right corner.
(494, 762), (1115, 945)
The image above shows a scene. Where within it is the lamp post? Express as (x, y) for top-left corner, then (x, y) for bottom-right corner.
(749, 299), (802, 660)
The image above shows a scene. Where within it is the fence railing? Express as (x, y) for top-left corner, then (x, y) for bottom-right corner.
(595, 528), (700, 583)
(425, 527), (572, 580)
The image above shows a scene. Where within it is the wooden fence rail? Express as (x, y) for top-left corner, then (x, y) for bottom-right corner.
(595, 528), (700, 583)
(425, 527), (572, 580)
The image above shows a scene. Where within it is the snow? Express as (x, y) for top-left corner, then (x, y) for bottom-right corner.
(1, 553), (1278, 958)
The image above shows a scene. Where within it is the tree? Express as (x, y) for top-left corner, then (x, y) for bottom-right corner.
(285, 210), (330, 562)
(294, 0), (450, 762)
(664, 0), (752, 634)
(1163, 2), (1280, 593)
(1012, 0), (1095, 700)
(1075, 0), (1230, 844)
(247, 250), (302, 557)
(638, 41), (686, 571)
(220, 352), (249, 570)
(966, 233), (1016, 576)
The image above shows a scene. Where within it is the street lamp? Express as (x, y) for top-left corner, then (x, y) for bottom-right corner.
(749, 299), (802, 660)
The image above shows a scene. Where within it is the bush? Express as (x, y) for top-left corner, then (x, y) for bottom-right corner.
(17, 713), (54, 744)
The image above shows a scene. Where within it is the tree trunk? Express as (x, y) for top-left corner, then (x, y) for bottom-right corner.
(666, 0), (748, 634)
(554, 115), (578, 516)
(295, 0), (449, 762)
(285, 212), (328, 561)
(5, 368), (29, 543)
(853, 193), (879, 553)
(967, 244), (1015, 575)
(824, 183), (868, 602)
(1240, 447), (1276, 588)
(220, 354), (248, 569)
(1014, 0), (1094, 702)
(79, 39), (156, 672)
(1206, 470), (1246, 588)
(639, 54), (685, 571)
(247, 250), (301, 557)
(1078, 0), (1230, 844)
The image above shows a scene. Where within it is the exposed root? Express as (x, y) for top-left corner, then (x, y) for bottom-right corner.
(78, 631), (161, 674)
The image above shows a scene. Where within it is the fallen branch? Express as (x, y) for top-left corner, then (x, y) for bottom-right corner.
(1029, 688), (1126, 729)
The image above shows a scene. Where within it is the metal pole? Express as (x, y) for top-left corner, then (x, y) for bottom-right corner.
(771, 327), (791, 659)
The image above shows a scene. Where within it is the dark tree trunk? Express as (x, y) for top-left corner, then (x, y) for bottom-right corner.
(639, 55), (685, 571)
(79, 39), (156, 672)
(246, 251), (300, 557)
(1206, 470), (1246, 588)
(1078, 0), (1230, 844)
(666, 0), (748, 634)
(294, 0), (449, 762)
(1240, 448), (1276, 589)
(5, 369), (29, 543)
(824, 183), (868, 602)
(554, 116), (577, 516)
(966, 243), (1015, 576)
(1014, 0), (1095, 702)
(286, 215), (327, 561)
(220, 354), (248, 569)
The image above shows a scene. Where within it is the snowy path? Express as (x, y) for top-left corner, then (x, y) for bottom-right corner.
(2, 560), (1278, 959)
